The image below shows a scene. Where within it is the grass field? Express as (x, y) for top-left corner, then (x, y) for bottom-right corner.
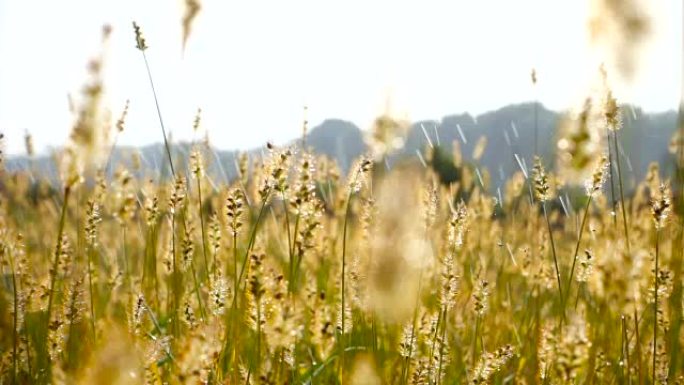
(1, 14), (684, 385)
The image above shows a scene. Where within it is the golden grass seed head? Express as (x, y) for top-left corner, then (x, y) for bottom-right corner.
(85, 199), (102, 245)
(398, 322), (417, 358)
(116, 99), (129, 132)
(366, 113), (410, 161)
(132, 21), (148, 51)
(208, 213), (222, 255)
(532, 156), (551, 202)
(576, 249), (595, 283)
(189, 147), (204, 179)
(55, 235), (73, 279)
(556, 316), (591, 382)
(245, 251), (267, 332)
(603, 89), (621, 131)
(47, 317), (66, 362)
(168, 176), (187, 215)
(225, 187), (244, 236)
(63, 273), (86, 325)
(649, 268), (674, 305)
(650, 182), (672, 229)
(131, 293), (146, 335)
(238, 151), (249, 183)
(60, 144), (84, 189)
(301, 105), (309, 143)
(349, 252), (367, 311)
(258, 145), (292, 199)
(556, 98), (604, 184)
(113, 168), (137, 223)
(144, 195), (159, 226)
(448, 201), (469, 250)
(183, 298), (197, 330)
(472, 279), (490, 317)
(182, 0), (201, 52)
(439, 252), (459, 311)
(290, 153), (318, 214)
(584, 153), (609, 196)
(348, 156), (373, 194)
(0, 133), (4, 170)
(471, 344), (514, 384)
(24, 130), (34, 157)
(336, 293), (353, 335)
(93, 170), (107, 202)
(422, 181), (438, 230)
(263, 273), (302, 353)
(307, 285), (336, 359)
(295, 200), (323, 255)
(209, 271), (229, 316)
(190, 108), (202, 134)
(181, 223), (195, 271)
(654, 338), (669, 384)
(162, 237), (174, 275)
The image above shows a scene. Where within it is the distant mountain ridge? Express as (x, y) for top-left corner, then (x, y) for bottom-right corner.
(5, 103), (679, 191)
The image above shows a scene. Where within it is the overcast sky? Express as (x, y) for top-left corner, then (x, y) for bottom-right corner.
(0, 0), (681, 155)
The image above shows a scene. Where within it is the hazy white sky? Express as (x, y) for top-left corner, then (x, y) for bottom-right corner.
(0, 0), (681, 155)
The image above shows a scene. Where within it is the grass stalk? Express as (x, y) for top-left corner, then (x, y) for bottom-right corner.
(9, 246), (18, 384)
(339, 191), (353, 379)
(563, 195), (592, 314)
(634, 306), (643, 385)
(622, 315), (632, 385)
(196, 177), (210, 279)
(139, 51), (175, 177)
(86, 245), (97, 340)
(652, 228), (660, 383)
(542, 202), (563, 311)
(46, 186), (71, 345)
(612, 130), (631, 255)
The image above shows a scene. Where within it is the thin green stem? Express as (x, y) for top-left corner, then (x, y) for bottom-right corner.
(171, 213), (179, 338)
(623, 315), (632, 385)
(290, 214), (301, 291)
(233, 232), (238, 306)
(196, 177), (210, 279)
(564, 195), (592, 313)
(635, 306), (643, 385)
(606, 126), (618, 226)
(437, 308), (448, 385)
(190, 261), (207, 321)
(402, 268), (424, 385)
(282, 193), (293, 286)
(223, 196), (269, 375)
(542, 202), (563, 309)
(87, 244), (97, 340)
(402, 229), (429, 385)
(140, 51), (175, 176)
(9, 247), (18, 384)
(236, 197), (269, 292)
(339, 191), (353, 379)
(613, 130), (631, 255)
(653, 228), (660, 383)
(46, 186), (71, 340)
(428, 307), (444, 384)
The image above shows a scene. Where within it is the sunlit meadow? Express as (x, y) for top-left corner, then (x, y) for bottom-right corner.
(1, 1), (684, 384)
